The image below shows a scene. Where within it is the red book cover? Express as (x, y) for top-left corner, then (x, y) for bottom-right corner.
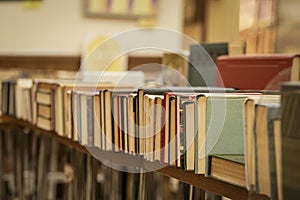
(117, 96), (123, 151)
(160, 92), (175, 163)
(216, 54), (298, 90)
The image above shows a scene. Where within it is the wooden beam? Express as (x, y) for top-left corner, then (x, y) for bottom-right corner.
(0, 55), (80, 71)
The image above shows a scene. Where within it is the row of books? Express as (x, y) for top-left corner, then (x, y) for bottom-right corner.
(0, 126), (217, 200)
(0, 77), (289, 197)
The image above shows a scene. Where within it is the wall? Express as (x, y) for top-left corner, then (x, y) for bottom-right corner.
(0, 0), (183, 55)
(205, 0), (243, 54)
(205, 0), (240, 43)
(276, 0), (300, 53)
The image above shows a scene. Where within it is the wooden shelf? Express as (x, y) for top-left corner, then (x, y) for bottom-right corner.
(0, 55), (80, 71)
(157, 167), (268, 200)
(0, 116), (269, 200)
(0, 116), (86, 153)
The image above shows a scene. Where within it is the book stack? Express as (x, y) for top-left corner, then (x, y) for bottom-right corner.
(29, 78), (132, 138)
(35, 81), (57, 131)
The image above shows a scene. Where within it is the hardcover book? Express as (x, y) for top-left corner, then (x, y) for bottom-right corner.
(217, 54), (300, 90)
(183, 100), (196, 171)
(208, 154), (245, 187)
(188, 43), (228, 87)
(255, 103), (280, 198)
(280, 82), (300, 199)
(195, 94), (249, 175)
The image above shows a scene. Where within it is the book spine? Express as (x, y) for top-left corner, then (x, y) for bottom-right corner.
(87, 95), (94, 147)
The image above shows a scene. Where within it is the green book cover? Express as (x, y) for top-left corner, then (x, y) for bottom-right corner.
(205, 96), (247, 175)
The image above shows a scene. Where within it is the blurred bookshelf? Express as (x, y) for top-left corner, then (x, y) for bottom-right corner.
(0, 116), (269, 200)
(0, 49), (298, 199)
